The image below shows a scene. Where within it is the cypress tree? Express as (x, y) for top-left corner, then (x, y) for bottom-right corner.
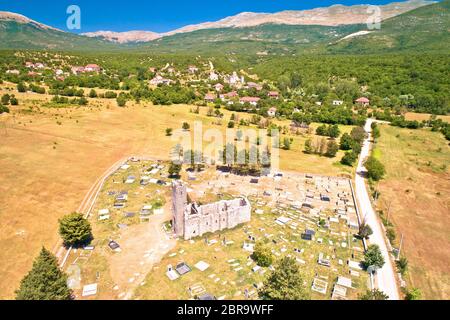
(16, 247), (72, 300)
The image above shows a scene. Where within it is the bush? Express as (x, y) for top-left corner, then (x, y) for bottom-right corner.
(396, 257), (408, 275)
(166, 128), (173, 136)
(58, 212), (92, 247)
(0, 104), (10, 114)
(404, 288), (421, 300)
(104, 91), (118, 99)
(116, 96), (127, 107)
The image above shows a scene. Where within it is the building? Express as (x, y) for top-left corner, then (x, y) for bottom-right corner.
(240, 97), (260, 106)
(214, 83), (224, 92)
(150, 75), (172, 86)
(188, 65), (199, 74)
(85, 64), (101, 72)
(204, 93), (216, 102)
(172, 181), (251, 240)
(6, 69), (20, 75)
(209, 72), (219, 81)
(268, 107), (277, 117)
(355, 97), (370, 107)
(268, 91), (279, 99)
(333, 100), (344, 106)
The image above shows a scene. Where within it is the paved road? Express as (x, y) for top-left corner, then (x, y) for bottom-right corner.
(354, 119), (399, 300)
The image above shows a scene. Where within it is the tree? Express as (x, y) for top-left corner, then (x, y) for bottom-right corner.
(371, 122), (381, 140)
(404, 288), (421, 300)
(365, 156), (385, 181)
(168, 162), (182, 178)
(228, 121), (235, 129)
(359, 289), (389, 300)
(1, 94), (10, 105)
(165, 128), (173, 136)
(89, 89), (98, 98)
(304, 139), (313, 154)
(182, 122), (190, 131)
(282, 137), (291, 150)
(340, 133), (354, 150)
(59, 212), (92, 247)
(358, 222), (373, 239)
(328, 125), (341, 139)
(350, 127), (367, 145)
(341, 151), (358, 166)
(16, 247), (72, 300)
(17, 82), (27, 93)
(116, 96), (127, 107)
(325, 140), (339, 157)
(259, 257), (310, 300)
(364, 244), (385, 269)
(10, 96), (18, 106)
(251, 242), (274, 267)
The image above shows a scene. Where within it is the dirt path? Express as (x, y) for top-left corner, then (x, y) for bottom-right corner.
(108, 203), (176, 300)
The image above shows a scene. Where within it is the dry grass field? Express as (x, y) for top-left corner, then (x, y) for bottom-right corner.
(404, 112), (450, 123)
(0, 85), (354, 299)
(374, 125), (450, 299)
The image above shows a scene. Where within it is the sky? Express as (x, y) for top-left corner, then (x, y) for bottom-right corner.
(0, 0), (408, 33)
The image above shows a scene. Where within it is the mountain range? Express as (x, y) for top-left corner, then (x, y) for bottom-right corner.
(82, 0), (435, 43)
(0, 0), (448, 54)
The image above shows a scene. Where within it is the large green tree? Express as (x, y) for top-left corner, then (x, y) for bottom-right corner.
(259, 257), (309, 300)
(364, 244), (385, 269)
(59, 212), (92, 247)
(16, 247), (72, 300)
(364, 156), (386, 181)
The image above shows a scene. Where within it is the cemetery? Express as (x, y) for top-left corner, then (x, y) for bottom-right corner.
(64, 159), (369, 300)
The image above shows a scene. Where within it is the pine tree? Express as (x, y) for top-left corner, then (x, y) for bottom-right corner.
(59, 212), (92, 247)
(16, 247), (72, 300)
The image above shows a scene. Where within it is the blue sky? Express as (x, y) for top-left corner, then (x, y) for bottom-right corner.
(1, 0), (407, 33)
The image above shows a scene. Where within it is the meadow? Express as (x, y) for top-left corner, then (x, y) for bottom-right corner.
(374, 125), (450, 299)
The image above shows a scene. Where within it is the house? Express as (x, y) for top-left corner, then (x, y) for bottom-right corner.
(150, 75), (172, 86)
(209, 72), (219, 81)
(214, 83), (224, 92)
(315, 101), (322, 106)
(55, 69), (64, 76)
(220, 91), (238, 101)
(240, 97), (260, 106)
(25, 61), (34, 68)
(148, 67), (157, 73)
(85, 64), (101, 72)
(226, 72), (244, 86)
(268, 107), (277, 117)
(188, 65), (198, 74)
(247, 82), (263, 91)
(204, 93), (216, 102)
(355, 97), (370, 106)
(6, 69), (20, 75)
(71, 66), (86, 75)
(333, 100), (344, 106)
(34, 63), (45, 69)
(268, 91), (279, 99)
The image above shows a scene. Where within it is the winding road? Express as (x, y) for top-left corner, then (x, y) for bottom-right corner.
(354, 119), (399, 300)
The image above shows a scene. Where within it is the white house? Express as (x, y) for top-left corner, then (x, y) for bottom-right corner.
(268, 107), (277, 117)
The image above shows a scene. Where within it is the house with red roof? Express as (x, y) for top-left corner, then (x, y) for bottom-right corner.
(204, 93), (217, 102)
(355, 97), (370, 106)
(85, 64), (101, 72)
(240, 97), (260, 106)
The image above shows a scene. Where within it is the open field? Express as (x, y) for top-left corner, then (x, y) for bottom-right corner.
(404, 112), (450, 123)
(374, 125), (450, 299)
(66, 160), (368, 300)
(0, 86), (354, 299)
